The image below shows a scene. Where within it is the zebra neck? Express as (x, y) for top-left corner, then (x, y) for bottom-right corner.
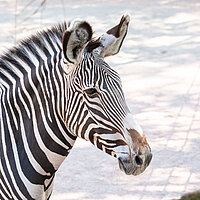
(0, 23), (81, 199)
(0, 24), (77, 178)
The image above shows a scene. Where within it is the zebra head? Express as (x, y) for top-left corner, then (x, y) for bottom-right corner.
(62, 15), (152, 176)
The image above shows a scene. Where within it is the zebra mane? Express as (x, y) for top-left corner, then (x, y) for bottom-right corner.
(0, 22), (67, 72)
(86, 39), (101, 53)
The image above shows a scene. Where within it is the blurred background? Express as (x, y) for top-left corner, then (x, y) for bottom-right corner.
(0, 0), (200, 199)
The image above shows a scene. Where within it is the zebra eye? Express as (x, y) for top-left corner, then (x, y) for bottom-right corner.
(84, 88), (98, 96)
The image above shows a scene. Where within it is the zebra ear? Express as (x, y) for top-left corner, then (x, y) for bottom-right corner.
(99, 15), (130, 57)
(62, 20), (93, 63)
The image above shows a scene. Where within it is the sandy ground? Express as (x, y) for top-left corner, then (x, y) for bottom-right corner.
(0, 0), (200, 200)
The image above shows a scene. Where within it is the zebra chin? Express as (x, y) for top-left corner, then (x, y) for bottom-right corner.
(118, 153), (152, 176)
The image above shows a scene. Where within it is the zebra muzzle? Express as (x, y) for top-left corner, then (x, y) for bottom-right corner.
(118, 152), (152, 176)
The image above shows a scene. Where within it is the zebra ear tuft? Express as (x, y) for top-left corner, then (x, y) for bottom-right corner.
(99, 14), (130, 57)
(62, 20), (93, 63)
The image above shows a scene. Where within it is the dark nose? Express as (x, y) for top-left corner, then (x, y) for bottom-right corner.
(135, 155), (143, 166)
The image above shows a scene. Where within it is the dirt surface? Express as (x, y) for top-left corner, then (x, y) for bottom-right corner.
(0, 0), (200, 200)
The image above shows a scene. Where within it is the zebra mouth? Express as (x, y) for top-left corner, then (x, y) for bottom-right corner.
(118, 157), (137, 175)
(118, 153), (152, 176)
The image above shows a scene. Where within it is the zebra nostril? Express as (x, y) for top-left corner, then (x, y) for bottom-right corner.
(135, 155), (143, 166)
(146, 153), (153, 165)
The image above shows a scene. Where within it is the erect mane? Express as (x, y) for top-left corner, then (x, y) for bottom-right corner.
(86, 39), (101, 53)
(0, 22), (67, 73)
(0, 22), (67, 59)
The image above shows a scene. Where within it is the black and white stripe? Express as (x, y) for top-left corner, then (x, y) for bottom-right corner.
(0, 23), (78, 199)
(0, 15), (152, 199)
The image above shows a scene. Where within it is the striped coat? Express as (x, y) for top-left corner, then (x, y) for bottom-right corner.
(0, 15), (152, 199)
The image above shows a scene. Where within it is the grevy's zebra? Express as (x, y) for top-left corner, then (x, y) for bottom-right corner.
(0, 15), (152, 199)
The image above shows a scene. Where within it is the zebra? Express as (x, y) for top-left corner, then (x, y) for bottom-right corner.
(0, 15), (152, 199)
